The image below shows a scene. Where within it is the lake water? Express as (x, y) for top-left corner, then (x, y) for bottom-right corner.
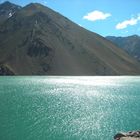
(0, 76), (140, 140)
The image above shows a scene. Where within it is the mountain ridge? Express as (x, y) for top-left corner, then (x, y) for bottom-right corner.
(0, 2), (140, 75)
(0, 1), (21, 25)
(106, 35), (140, 61)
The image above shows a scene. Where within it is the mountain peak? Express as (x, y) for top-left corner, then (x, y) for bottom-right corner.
(25, 2), (46, 10)
(132, 34), (139, 38)
(1, 1), (11, 5)
(20, 2), (49, 16)
(0, 1), (21, 8)
(0, 1), (21, 24)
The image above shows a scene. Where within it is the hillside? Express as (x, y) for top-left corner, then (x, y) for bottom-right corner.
(106, 35), (140, 61)
(0, 1), (21, 25)
(0, 2), (140, 75)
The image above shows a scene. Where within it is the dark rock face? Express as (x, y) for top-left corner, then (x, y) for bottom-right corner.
(114, 133), (126, 139)
(0, 1), (21, 24)
(27, 39), (52, 57)
(114, 131), (140, 140)
(0, 65), (15, 75)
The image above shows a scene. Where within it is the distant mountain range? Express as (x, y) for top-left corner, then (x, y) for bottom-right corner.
(0, 1), (140, 75)
(106, 35), (140, 61)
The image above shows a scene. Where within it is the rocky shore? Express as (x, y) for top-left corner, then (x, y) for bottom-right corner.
(0, 65), (15, 75)
(114, 131), (140, 140)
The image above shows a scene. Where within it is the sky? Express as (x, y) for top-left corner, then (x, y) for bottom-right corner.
(0, 0), (140, 37)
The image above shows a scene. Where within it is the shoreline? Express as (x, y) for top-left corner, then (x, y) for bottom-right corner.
(114, 131), (140, 140)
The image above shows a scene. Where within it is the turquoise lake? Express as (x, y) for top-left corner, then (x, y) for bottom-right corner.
(0, 76), (140, 140)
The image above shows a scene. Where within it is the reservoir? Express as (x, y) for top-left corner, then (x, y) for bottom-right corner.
(0, 76), (140, 140)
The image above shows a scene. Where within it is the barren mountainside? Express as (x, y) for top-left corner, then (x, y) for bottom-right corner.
(0, 1), (21, 25)
(106, 35), (140, 61)
(0, 2), (140, 75)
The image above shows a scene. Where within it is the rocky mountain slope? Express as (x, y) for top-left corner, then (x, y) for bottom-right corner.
(0, 2), (140, 75)
(0, 1), (21, 25)
(106, 35), (140, 61)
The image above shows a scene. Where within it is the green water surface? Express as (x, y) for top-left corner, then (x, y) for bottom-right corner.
(0, 76), (140, 140)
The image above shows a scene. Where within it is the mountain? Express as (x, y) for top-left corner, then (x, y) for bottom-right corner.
(0, 1), (21, 25)
(106, 35), (140, 61)
(0, 2), (140, 75)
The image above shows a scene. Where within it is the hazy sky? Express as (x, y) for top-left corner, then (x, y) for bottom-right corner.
(0, 0), (140, 37)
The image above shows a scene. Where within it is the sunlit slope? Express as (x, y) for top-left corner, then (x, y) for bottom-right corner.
(0, 3), (140, 75)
